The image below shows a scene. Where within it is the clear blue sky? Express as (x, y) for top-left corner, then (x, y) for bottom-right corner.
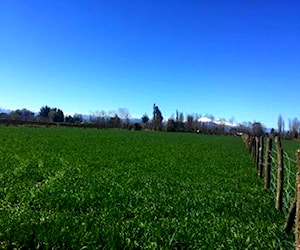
(1, 0), (299, 128)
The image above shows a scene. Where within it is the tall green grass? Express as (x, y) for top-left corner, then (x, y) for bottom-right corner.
(0, 127), (293, 249)
(276, 139), (300, 215)
(282, 139), (300, 157)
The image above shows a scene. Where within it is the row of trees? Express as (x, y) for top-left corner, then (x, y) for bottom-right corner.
(39, 106), (64, 122)
(0, 106), (78, 124)
(1, 105), (299, 138)
(277, 114), (300, 139)
(3, 109), (35, 121)
(0, 106), (137, 129)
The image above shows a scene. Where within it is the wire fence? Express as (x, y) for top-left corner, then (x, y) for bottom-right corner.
(283, 150), (297, 215)
(269, 151), (277, 202)
(270, 148), (297, 214)
(241, 134), (300, 247)
(242, 134), (299, 216)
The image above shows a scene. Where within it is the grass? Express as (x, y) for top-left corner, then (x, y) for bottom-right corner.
(282, 139), (300, 158)
(0, 126), (294, 249)
(278, 139), (300, 215)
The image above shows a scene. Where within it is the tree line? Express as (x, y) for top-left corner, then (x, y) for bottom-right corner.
(0, 105), (299, 138)
(277, 114), (300, 139)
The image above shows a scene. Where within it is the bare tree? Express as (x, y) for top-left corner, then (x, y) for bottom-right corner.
(229, 116), (235, 126)
(289, 117), (300, 138)
(118, 108), (130, 128)
(218, 118), (227, 135)
(91, 110), (107, 128)
(178, 112), (184, 123)
(194, 113), (201, 131)
(277, 114), (285, 137)
(176, 112), (184, 131)
(185, 115), (194, 132)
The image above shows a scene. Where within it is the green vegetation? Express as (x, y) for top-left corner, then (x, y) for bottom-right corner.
(0, 127), (293, 249)
(279, 139), (300, 214)
(282, 139), (300, 157)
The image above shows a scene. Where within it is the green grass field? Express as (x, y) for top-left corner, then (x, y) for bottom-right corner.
(0, 126), (294, 249)
(275, 138), (300, 215)
(282, 139), (300, 158)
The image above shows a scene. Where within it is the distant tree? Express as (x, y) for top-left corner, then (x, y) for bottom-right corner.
(96, 116), (106, 128)
(241, 122), (252, 134)
(109, 114), (121, 128)
(193, 114), (201, 131)
(166, 118), (176, 132)
(177, 112), (184, 131)
(65, 115), (75, 123)
(39, 106), (51, 118)
(7, 111), (15, 120)
(270, 128), (275, 137)
(9, 109), (34, 121)
(277, 114), (285, 137)
(93, 110), (107, 128)
(118, 108), (130, 128)
(0, 112), (8, 118)
(230, 124), (250, 135)
(252, 122), (265, 137)
(229, 116), (235, 125)
(47, 108), (64, 122)
(178, 112), (184, 123)
(21, 109), (35, 120)
(218, 118), (227, 135)
(141, 113), (149, 129)
(152, 104), (163, 130)
(48, 110), (57, 122)
(185, 115), (194, 132)
(54, 109), (64, 122)
(65, 114), (82, 124)
(174, 110), (184, 132)
(141, 113), (149, 124)
(73, 114), (83, 123)
(133, 123), (142, 131)
(108, 110), (116, 118)
(289, 117), (300, 138)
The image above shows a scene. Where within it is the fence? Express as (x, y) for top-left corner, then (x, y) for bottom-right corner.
(242, 134), (300, 249)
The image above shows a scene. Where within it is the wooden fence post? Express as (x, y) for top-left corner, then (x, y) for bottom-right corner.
(255, 136), (260, 171)
(249, 135), (252, 155)
(295, 150), (300, 249)
(249, 136), (253, 158)
(264, 136), (272, 189)
(285, 149), (300, 233)
(258, 136), (264, 179)
(243, 134), (250, 150)
(275, 136), (284, 211)
(285, 198), (296, 233)
(252, 136), (256, 161)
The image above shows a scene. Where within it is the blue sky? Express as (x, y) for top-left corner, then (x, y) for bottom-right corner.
(0, 0), (299, 128)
